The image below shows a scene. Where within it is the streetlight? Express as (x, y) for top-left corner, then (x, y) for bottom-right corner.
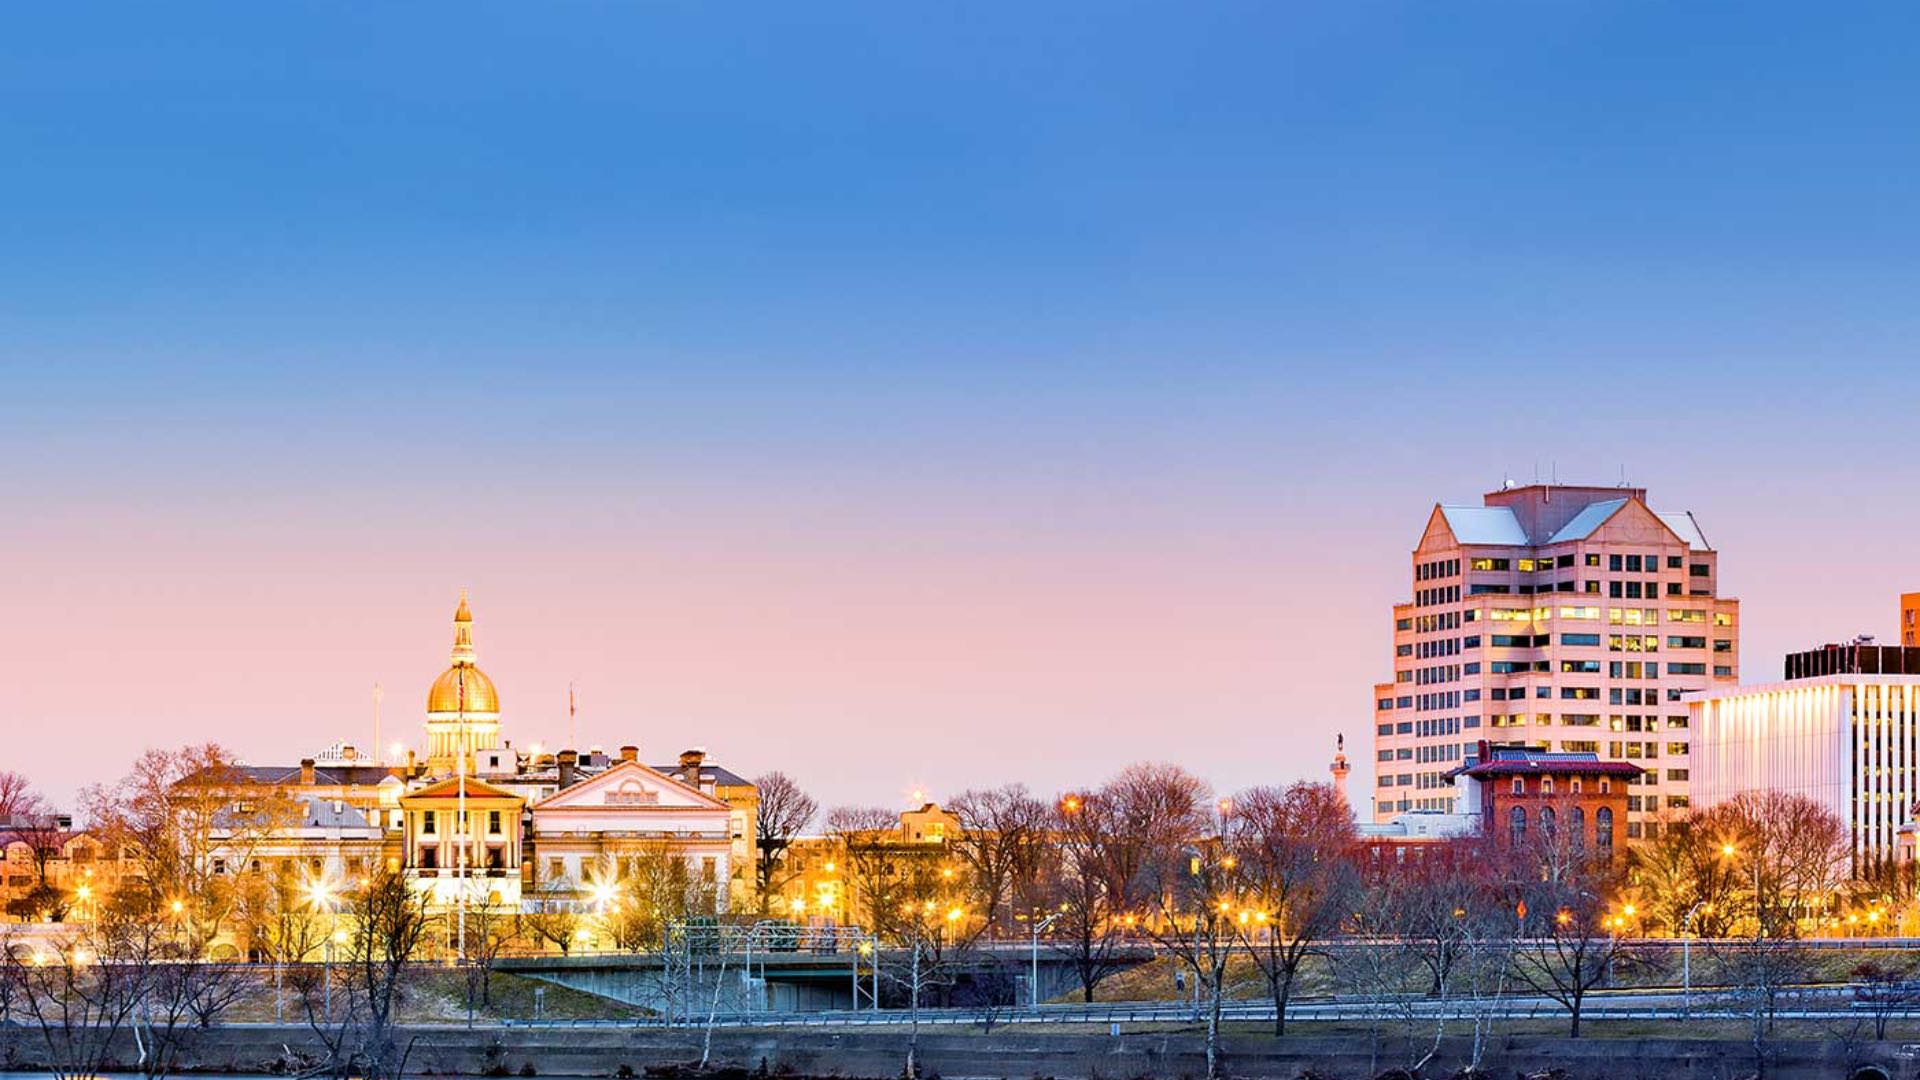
(1720, 842), (1764, 939)
(1029, 912), (1062, 1010)
(309, 881), (339, 1021)
(1680, 900), (1711, 1019)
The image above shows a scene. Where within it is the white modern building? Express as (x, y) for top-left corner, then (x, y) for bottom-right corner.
(1692, 650), (1920, 865)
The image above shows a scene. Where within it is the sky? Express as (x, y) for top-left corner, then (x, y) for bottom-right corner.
(5, 2), (1920, 813)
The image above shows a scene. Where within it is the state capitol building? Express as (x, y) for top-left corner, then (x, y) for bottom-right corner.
(211, 597), (759, 923)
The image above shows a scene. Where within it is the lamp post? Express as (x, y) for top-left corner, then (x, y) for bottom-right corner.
(1681, 900), (1710, 1019)
(741, 920), (778, 1015)
(308, 881), (337, 1021)
(1721, 841), (1763, 939)
(1029, 912), (1062, 1010)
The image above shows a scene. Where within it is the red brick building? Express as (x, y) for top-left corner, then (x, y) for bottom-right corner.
(1447, 741), (1640, 858)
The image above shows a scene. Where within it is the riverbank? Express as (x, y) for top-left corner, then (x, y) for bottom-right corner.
(0, 1021), (1908, 1079)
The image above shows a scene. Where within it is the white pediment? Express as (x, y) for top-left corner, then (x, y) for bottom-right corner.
(531, 761), (728, 813)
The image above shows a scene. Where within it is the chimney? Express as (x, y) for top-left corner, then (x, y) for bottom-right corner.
(678, 747), (706, 786)
(619, 745), (638, 765)
(300, 758), (317, 785)
(558, 749), (579, 790)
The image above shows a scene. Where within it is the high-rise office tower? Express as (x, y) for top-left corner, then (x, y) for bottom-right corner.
(1371, 483), (1739, 841)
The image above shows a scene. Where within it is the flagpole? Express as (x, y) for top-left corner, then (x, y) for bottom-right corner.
(457, 664), (468, 962)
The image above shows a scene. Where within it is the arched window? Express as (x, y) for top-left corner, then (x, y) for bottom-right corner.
(1570, 806), (1586, 849)
(1509, 806), (1527, 846)
(1540, 805), (1557, 840)
(1595, 807), (1614, 852)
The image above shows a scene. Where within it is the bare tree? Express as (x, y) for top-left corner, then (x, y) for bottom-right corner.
(1509, 852), (1635, 1039)
(84, 744), (299, 954)
(1336, 856), (1428, 1075)
(1118, 766), (1231, 1080)
(0, 774), (70, 923)
(752, 772), (818, 912)
(1701, 790), (1849, 937)
(5, 924), (143, 1080)
(1852, 957), (1920, 1040)
(597, 844), (721, 954)
(1713, 936), (1815, 1077)
(1043, 790), (1132, 1002)
(465, 899), (521, 1010)
(518, 874), (582, 955)
(877, 937), (949, 1080)
(296, 866), (436, 1080)
(233, 869), (331, 966)
(4, 817), (71, 923)
(947, 784), (1049, 934)
(0, 770), (36, 819)
(1629, 809), (1746, 938)
(111, 910), (255, 1080)
(826, 805), (907, 935)
(1226, 781), (1357, 1036)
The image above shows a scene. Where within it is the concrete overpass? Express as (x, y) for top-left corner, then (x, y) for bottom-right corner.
(497, 942), (1156, 1013)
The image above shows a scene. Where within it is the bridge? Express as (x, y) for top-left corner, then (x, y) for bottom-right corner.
(496, 932), (1158, 1013)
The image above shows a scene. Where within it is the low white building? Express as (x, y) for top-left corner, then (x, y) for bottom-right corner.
(528, 759), (736, 905)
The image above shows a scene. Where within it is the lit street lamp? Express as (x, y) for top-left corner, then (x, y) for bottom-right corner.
(1028, 911), (1062, 1010)
(309, 881), (339, 1020)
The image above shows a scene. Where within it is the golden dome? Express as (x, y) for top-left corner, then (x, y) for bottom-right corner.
(428, 663), (499, 715)
(427, 594), (500, 714)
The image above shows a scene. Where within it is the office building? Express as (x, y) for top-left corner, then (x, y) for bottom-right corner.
(1694, 642), (1920, 866)
(1372, 482), (1740, 840)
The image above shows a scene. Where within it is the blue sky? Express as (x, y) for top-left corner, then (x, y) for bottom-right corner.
(4, 3), (1920, 807)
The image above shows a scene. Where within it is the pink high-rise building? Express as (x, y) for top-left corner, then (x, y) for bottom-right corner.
(1371, 483), (1740, 840)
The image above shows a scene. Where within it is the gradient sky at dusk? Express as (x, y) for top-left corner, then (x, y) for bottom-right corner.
(6, 3), (1920, 811)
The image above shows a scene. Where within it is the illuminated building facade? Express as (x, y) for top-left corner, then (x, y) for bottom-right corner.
(1448, 741), (1639, 860)
(425, 594), (501, 776)
(1372, 483), (1740, 840)
(1692, 670), (1920, 866)
(776, 803), (962, 926)
(193, 597), (758, 917)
